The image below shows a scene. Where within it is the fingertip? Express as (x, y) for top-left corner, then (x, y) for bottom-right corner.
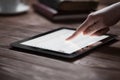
(66, 32), (78, 40)
(66, 35), (74, 41)
(66, 26), (85, 40)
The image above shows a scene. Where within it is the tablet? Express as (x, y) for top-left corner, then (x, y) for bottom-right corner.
(11, 27), (116, 58)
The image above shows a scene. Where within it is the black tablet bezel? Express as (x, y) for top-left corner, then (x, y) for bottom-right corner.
(11, 27), (117, 58)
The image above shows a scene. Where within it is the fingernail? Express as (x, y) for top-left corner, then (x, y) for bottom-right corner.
(66, 37), (71, 40)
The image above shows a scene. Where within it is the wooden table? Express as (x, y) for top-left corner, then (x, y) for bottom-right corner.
(0, 3), (120, 80)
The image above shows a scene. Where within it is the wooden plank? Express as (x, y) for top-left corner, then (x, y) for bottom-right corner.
(0, 23), (120, 71)
(0, 2), (120, 80)
(0, 47), (120, 80)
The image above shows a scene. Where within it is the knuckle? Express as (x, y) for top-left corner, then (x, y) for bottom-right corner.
(88, 12), (102, 21)
(88, 12), (95, 19)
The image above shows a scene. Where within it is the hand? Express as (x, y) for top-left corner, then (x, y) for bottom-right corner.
(67, 2), (120, 40)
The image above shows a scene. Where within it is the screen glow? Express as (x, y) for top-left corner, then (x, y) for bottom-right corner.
(21, 29), (108, 54)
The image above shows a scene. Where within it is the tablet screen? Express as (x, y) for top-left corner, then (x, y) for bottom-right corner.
(21, 29), (109, 54)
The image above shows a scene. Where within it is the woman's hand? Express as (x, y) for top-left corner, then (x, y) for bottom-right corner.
(67, 2), (120, 40)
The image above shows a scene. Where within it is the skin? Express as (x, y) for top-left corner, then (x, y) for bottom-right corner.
(67, 2), (120, 40)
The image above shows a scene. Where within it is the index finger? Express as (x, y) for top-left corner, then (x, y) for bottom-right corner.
(66, 17), (93, 40)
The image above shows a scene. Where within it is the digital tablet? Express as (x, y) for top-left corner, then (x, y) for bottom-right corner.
(11, 27), (116, 58)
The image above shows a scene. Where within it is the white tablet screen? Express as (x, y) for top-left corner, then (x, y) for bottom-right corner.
(21, 29), (108, 54)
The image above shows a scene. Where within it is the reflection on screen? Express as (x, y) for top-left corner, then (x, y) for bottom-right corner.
(21, 29), (108, 54)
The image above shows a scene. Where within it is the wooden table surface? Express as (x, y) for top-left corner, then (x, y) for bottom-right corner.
(0, 3), (120, 80)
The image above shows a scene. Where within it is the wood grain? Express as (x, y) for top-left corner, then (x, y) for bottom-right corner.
(0, 1), (120, 80)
